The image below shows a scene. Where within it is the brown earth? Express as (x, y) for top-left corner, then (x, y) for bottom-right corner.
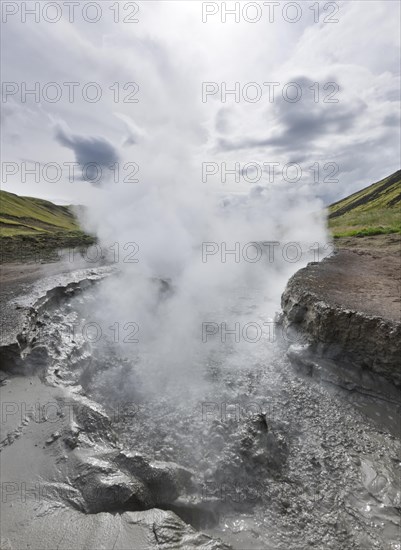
(281, 234), (401, 387)
(307, 234), (401, 322)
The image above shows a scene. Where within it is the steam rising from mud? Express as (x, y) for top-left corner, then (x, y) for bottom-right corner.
(76, 3), (329, 399)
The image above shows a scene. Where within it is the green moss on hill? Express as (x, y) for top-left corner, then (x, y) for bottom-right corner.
(0, 191), (95, 262)
(328, 170), (401, 238)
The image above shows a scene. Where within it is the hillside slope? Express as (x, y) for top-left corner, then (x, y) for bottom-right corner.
(0, 191), (80, 236)
(328, 170), (401, 237)
(0, 191), (94, 262)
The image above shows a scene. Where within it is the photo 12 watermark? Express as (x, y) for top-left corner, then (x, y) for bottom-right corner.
(202, 161), (340, 184)
(1, 162), (140, 185)
(0, 400), (140, 427)
(201, 320), (304, 345)
(201, 241), (335, 264)
(2, 82), (139, 104)
(1, 2), (140, 24)
(0, 240), (141, 265)
(201, 480), (261, 503)
(66, 242), (140, 264)
(67, 320), (140, 345)
(202, 2), (340, 24)
(202, 81), (340, 103)
(201, 400), (277, 422)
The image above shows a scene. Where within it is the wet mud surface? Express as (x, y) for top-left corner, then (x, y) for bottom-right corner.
(1, 256), (400, 549)
(288, 235), (401, 321)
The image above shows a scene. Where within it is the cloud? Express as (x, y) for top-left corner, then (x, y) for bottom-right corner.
(114, 112), (145, 147)
(54, 123), (119, 182)
(1, 0), (400, 205)
(215, 76), (367, 154)
(215, 108), (235, 135)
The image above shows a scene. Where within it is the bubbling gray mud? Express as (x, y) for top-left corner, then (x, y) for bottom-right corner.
(16, 273), (401, 550)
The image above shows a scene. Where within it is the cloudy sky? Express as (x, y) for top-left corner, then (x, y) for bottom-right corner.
(1, 0), (400, 205)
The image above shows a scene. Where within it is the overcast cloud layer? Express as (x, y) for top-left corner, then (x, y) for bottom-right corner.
(1, 0), (400, 204)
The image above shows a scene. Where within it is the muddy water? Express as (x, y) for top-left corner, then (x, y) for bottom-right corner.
(30, 275), (400, 550)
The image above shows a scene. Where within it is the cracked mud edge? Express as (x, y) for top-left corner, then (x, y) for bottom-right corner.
(0, 275), (232, 550)
(0, 268), (113, 372)
(280, 260), (401, 397)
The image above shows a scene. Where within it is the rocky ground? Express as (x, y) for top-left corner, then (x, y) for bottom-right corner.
(313, 234), (400, 320)
(0, 259), (231, 550)
(281, 234), (401, 387)
(1, 236), (400, 549)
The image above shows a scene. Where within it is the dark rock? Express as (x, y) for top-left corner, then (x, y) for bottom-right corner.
(71, 454), (154, 513)
(80, 471), (153, 513)
(115, 450), (195, 505)
(45, 431), (61, 445)
(239, 414), (289, 471)
(281, 254), (401, 387)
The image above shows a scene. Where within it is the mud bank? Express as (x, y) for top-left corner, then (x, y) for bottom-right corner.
(0, 262), (115, 373)
(0, 263), (230, 550)
(281, 236), (401, 389)
(2, 257), (401, 549)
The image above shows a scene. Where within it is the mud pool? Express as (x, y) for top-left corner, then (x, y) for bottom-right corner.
(2, 268), (398, 550)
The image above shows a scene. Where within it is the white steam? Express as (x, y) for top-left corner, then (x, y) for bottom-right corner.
(76, 3), (329, 397)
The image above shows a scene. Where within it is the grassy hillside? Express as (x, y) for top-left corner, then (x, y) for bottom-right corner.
(0, 191), (81, 235)
(328, 170), (401, 238)
(0, 191), (94, 262)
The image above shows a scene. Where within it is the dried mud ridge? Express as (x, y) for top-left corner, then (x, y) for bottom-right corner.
(2, 256), (401, 549)
(0, 276), (233, 549)
(281, 243), (401, 390)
